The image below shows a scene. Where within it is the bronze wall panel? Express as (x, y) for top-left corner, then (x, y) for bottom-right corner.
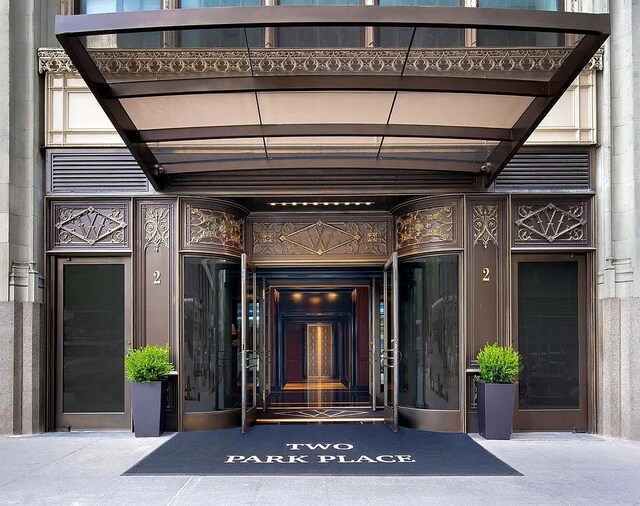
(465, 196), (509, 430)
(180, 198), (246, 256)
(248, 213), (392, 265)
(394, 197), (463, 256)
(512, 197), (592, 248)
(49, 200), (131, 251)
(135, 200), (176, 349)
(466, 197), (509, 363)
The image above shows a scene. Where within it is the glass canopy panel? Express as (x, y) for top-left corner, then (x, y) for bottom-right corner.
(478, 0), (562, 11)
(178, 27), (264, 49)
(476, 29), (573, 47)
(277, 0), (362, 49)
(265, 136), (380, 158)
(120, 93), (260, 129)
(390, 92), (534, 129)
(151, 138), (266, 166)
(379, 137), (498, 163)
(377, 0), (462, 49)
(258, 91), (395, 124)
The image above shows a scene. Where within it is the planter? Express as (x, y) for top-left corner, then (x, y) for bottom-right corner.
(130, 380), (167, 437)
(477, 382), (517, 440)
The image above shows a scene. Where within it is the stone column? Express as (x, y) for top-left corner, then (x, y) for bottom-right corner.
(595, 0), (640, 441)
(0, 0), (46, 435)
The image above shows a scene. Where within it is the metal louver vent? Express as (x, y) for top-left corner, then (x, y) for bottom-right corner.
(495, 149), (591, 190)
(167, 169), (477, 195)
(48, 149), (149, 194)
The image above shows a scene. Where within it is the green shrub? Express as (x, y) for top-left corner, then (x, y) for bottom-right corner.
(124, 345), (174, 383)
(476, 343), (521, 384)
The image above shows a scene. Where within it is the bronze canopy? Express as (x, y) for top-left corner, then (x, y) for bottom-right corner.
(55, 6), (609, 193)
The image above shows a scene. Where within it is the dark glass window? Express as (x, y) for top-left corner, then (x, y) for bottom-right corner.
(477, 0), (564, 47)
(399, 255), (459, 410)
(180, 0), (263, 47)
(79, 0), (162, 11)
(79, 0), (163, 47)
(278, 0), (362, 48)
(62, 264), (125, 413)
(183, 257), (242, 412)
(518, 262), (580, 410)
(378, 0), (462, 48)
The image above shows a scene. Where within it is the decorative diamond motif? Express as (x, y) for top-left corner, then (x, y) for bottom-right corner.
(272, 409), (372, 419)
(515, 203), (587, 243)
(279, 221), (361, 257)
(56, 206), (127, 246)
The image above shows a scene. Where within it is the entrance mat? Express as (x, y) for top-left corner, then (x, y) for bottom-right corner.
(123, 425), (521, 476)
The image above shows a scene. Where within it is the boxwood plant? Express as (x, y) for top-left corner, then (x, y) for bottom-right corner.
(125, 345), (175, 383)
(476, 343), (521, 384)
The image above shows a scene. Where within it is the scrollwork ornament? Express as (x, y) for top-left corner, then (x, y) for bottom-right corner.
(188, 207), (243, 251)
(473, 205), (499, 249)
(396, 206), (455, 249)
(144, 206), (171, 252)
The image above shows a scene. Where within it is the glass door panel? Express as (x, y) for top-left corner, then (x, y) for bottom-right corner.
(241, 253), (259, 433)
(513, 255), (588, 431)
(56, 258), (131, 430)
(382, 252), (399, 431)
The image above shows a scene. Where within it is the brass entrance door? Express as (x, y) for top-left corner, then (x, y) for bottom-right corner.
(382, 252), (399, 432)
(241, 253), (261, 434)
(306, 323), (334, 378)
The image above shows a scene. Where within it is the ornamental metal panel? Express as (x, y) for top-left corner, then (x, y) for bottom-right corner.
(512, 198), (592, 248)
(50, 200), (131, 250)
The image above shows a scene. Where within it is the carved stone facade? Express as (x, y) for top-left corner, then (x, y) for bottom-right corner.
(249, 216), (391, 263)
(396, 203), (458, 254)
(51, 201), (130, 250)
(185, 205), (244, 254)
(513, 200), (590, 247)
(472, 205), (499, 249)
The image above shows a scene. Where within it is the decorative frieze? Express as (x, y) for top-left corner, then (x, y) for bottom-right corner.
(37, 47), (605, 76)
(51, 201), (130, 250)
(472, 205), (499, 249)
(396, 205), (456, 252)
(186, 206), (244, 252)
(250, 216), (391, 263)
(514, 201), (589, 246)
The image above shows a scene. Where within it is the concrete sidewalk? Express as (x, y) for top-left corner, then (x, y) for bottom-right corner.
(1, 431), (639, 505)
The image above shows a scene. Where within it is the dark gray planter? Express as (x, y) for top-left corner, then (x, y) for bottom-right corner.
(130, 380), (166, 437)
(477, 382), (517, 440)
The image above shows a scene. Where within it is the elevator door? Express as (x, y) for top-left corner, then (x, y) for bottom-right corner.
(306, 323), (334, 378)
